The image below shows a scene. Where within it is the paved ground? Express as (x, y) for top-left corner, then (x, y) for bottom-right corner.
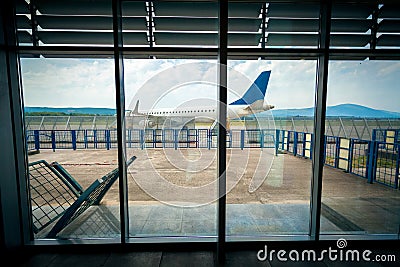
(28, 148), (400, 239)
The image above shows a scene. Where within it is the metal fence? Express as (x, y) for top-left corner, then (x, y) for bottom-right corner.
(26, 128), (399, 190)
(26, 115), (400, 141)
(265, 117), (400, 140)
(277, 129), (400, 190)
(26, 129), (276, 152)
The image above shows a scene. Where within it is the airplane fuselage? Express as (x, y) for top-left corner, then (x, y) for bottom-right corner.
(139, 102), (274, 121)
(127, 70), (274, 128)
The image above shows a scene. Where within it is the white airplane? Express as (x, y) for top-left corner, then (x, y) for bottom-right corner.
(127, 70), (274, 128)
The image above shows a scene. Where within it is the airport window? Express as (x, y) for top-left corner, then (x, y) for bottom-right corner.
(321, 60), (400, 236)
(226, 60), (316, 237)
(2, 0), (398, 253)
(124, 58), (218, 239)
(21, 57), (120, 239)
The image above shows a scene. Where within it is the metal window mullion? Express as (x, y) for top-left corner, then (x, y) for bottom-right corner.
(1, 0), (31, 246)
(309, 1), (331, 241)
(112, 0), (128, 243)
(217, 0), (228, 264)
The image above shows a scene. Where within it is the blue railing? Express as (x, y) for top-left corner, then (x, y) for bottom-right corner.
(372, 129), (400, 145)
(277, 129), (400, 190)
(26, 128), (399, 189)
(25, 129), (276, 152)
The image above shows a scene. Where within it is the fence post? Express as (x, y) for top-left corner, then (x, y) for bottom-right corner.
(71, 130), (77, 150)
(140, 129), (144, 150)
(334, 136), (340, 168)
(93, 130), (97, 149)
(152, 129), (156, 148)
(260, 130), (264, 149)
(84, 130), (88, 149)
(372, 129), (377, 142)
(395, 146), (399, 189)
(195, 129), (199, 148)
(367, 140), (377, 184)
(240, 130), (245, 150)
(228, 130), (232, 148)
(106, 130), (111, 150)
(207, 129), (211, 150)
(174, 129), (178, 150)
(127, 129), (132, 148)
(275, 129), (280, 156)
(293, 131), (298, 156)
(51, 131), (56, 152)
(161, 129), (165, 149)
(348, 138), (354, 173)
(34, 130), (40, 150)
(186, 129), (190, 148)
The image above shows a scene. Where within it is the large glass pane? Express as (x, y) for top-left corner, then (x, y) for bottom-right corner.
(124, 59), (218, 239)
(22, 57), (119, 239)
(321, 60), (400, 237)
(226, 59), (318, 238)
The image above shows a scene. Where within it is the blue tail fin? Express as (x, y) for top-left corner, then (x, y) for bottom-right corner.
(230, 71), (271, 105)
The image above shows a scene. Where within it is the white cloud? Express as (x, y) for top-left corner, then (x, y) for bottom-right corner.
(328, 60), (400, 112)
(20, 58), (400, 113)
(21, 58), (115, 108)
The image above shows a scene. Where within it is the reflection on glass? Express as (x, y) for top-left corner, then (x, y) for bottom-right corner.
(22, 58), (119, 239)
(321, 60), (400, 236)
(125, 60), (218, 238)
(226, 60), (317, 237)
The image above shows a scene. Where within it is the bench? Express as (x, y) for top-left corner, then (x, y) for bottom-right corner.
(28, 155), (136, 238)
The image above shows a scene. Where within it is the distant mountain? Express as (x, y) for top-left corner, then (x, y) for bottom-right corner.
(24, 106), (116, 116)
(24, 104), (400, 118)
(260, 104), (400, 118)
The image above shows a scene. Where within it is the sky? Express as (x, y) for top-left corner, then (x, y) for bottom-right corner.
(20, 58), (400, 113)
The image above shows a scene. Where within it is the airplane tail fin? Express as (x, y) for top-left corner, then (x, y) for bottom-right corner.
(132, 100), (140, 115)
(229, 70), (271, 106)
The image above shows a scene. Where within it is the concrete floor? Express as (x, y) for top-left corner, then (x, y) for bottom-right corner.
(37, 203), (340, 239)
(28, 149), (400, 239)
